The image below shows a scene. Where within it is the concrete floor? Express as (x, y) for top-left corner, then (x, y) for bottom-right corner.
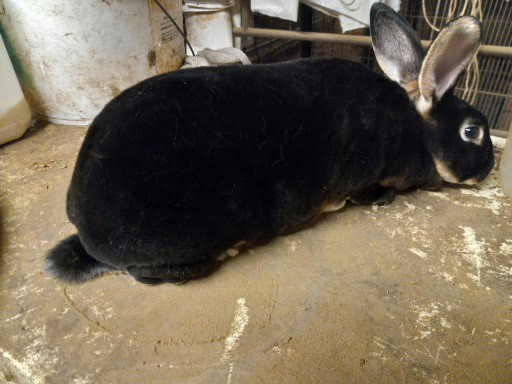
(0, 123), (511, 384)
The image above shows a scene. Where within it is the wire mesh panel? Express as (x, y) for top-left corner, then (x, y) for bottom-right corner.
(244, 14), (301, 63)
(400, 0), (512, 132)
(245, 0), (511, 133)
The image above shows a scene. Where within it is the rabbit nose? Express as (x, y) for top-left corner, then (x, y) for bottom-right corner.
(476, 156), (494, 182)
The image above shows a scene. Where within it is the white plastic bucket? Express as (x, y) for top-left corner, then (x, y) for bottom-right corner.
(183, 1), (234, 55)
(0, 0), (185, 125)
(0, 34), (31, 145)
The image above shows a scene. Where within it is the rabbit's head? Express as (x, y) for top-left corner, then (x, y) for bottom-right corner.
(370, 3), (494, 184)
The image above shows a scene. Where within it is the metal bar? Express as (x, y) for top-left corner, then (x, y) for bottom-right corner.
(232, 27), (512, 58)
(429, 0), (442, 40)
(240, 0), (251, 29)
(299, 3), (313, 58)
(479, 57), (500, 120)
(491, 129), (508, 138)
(457, 86), (509, 99)
(239, 0), (253, 47)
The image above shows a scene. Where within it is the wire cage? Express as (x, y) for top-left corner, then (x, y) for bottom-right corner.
(243, 0), (512, 134)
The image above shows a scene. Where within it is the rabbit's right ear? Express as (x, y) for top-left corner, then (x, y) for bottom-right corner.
(419, 17), (481, 107)
(370, 3), (424, 86)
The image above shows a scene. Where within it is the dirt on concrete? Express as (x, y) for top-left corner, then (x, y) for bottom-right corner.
(0, 123), (511, 384)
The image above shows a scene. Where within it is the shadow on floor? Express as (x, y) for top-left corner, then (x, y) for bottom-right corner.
(0, 120), (53, 150)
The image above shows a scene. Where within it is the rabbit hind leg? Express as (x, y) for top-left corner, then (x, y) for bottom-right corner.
(127, 257), (218, 285)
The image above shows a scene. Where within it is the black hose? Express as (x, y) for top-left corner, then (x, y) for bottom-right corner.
(153, 0), (195, 56)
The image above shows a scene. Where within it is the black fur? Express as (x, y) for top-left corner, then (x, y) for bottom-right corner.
(46, 235), (115, 283)
(46, 8), (493, 284)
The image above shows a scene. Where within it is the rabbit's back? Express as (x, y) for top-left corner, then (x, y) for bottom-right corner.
(67, 58), (414, 266)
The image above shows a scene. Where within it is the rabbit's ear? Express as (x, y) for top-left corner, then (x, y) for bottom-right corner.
(419, 17), (481, 107)
(370, 3), (424, 86)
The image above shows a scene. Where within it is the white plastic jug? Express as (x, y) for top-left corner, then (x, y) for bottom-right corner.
(0, 34), (31, 145)
(500, 130), (512, 198)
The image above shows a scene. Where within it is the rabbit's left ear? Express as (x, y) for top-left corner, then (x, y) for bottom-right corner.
(419, 17), (481, 106)
(370, 3), (424, 86)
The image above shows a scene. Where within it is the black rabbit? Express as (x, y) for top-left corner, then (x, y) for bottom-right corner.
(47, 4), (494, 284)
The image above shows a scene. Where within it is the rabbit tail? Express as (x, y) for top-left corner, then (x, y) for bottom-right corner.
(46, 234), (115, 283)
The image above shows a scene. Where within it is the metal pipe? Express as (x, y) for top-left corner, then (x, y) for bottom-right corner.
(299, 3), (313, 58)
(232, 27), (512, 58)
(491, 129), (508, 138)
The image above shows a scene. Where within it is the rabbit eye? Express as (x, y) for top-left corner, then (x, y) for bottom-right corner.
(460, 124), (483, 144)
(464, 126), (479, 139)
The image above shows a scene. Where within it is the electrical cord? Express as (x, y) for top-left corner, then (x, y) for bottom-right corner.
(153, 0), (195, 56)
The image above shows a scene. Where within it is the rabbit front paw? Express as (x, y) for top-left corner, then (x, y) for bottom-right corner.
(350, 185), (396, 206)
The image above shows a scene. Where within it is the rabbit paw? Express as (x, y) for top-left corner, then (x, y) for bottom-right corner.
(350, 185), (396, 206)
